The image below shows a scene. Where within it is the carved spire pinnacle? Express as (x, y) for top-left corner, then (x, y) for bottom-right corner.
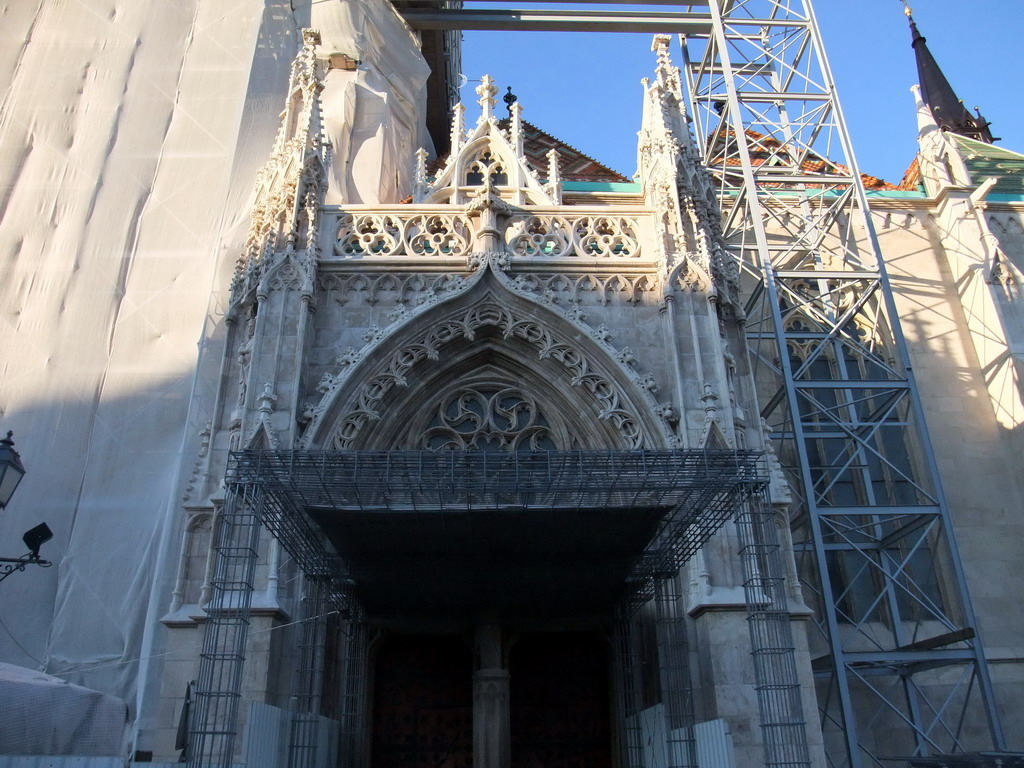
(232, 28), (328, 301)
(477, 75), (498, 124)
(546, 148), (562, 204)
(509, 101), (523, 156)
(449, 102), (466, 154)
(414, 147), (429, 199)
(652, 34), (682, 99)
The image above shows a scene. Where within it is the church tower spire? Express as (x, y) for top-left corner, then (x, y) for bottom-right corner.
(904, 3), (995, 143)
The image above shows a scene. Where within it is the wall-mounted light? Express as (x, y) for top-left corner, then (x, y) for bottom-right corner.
(0, 432), (26, 509)
(0, 430), (52, 583)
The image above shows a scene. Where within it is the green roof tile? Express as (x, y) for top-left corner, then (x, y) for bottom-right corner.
(950, 135), (1024, 195)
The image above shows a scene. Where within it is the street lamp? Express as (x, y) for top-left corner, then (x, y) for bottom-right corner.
(0, 431), (26, 509)
(0, 431), (52, 583)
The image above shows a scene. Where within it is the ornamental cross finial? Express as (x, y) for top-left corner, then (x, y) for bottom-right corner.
(477, 75), (498, 123)
(503, 86), (517, 115)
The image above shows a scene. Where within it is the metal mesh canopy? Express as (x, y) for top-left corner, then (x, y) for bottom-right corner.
(227, 450), (766, 619)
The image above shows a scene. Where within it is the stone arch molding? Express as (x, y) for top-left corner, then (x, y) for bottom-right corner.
(301, 262), (678, 450)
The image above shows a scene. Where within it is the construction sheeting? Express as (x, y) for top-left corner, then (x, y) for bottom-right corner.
(0, 0), (429, 731)
(0, 663), (129, 756)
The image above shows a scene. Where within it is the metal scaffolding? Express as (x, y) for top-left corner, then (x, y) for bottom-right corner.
(224, 450), (764, 601)
(736, 490), (812, 768)
(675, 2), (1005, 767)
(192, 448), (813, 767)
(187, 484), (267, 768)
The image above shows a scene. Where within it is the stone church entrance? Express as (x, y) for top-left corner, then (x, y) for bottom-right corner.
(370, 631), (613, 768)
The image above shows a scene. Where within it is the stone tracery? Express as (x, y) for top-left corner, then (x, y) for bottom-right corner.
(305, 298), (662, 450)
(417, 385), (561, 451)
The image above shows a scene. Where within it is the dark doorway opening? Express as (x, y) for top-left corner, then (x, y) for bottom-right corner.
(509, 631), (613, 768)
(371, 634), (473, 768)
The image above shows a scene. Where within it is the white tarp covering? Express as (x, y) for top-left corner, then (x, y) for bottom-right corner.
(0, 0), (429, 746)
(0, 663), (129, 756)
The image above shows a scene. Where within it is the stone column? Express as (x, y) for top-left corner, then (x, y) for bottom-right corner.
(473, 624), (511, 768)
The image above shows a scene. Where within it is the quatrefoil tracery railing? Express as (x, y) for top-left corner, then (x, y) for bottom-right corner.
(332, 211), (643, 260)
(335, 214), (472, 257)
(506, 215), (641, 258)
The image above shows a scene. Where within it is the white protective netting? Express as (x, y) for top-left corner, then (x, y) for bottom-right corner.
(0, 0), (429, 734)
(0, 662), (129, 756)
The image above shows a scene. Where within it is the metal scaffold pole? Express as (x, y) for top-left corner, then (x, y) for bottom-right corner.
(677, 2), (1005, 766)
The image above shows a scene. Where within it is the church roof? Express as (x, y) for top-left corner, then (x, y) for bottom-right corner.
(948, 134), (1024, 196)
(709, 128), (899, 190)
(428, 119), (631, 184)
(513, 120), (631, 183)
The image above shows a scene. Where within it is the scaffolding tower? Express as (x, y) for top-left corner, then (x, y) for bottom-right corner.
(676, 3), (1006, 767)
(391, 0), (1007, 766)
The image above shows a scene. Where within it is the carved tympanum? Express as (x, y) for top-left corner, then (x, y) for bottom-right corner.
(419, 386), (559, 451)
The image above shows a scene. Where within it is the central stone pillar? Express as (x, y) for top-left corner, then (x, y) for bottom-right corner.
(473, 624), (511, 768)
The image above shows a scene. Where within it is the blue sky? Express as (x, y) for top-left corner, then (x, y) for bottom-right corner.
(461, 1), (1022, 185)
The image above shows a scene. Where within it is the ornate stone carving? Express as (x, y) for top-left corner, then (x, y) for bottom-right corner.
(506, 215), (641, 258)
(414, 75), (559, 206)
(508, 273), (655, 305)
(418, 386), (559, 451)
(245, 384), (281, 450)
(319, 272), (466, 308)
(182, 421), (212, 503)
(636, 35), (742, 301)
(303, 272), (675, 451)
(232, 29), (327, 304)
(334, 213), (472, 257)
(316, 302), (645, 449)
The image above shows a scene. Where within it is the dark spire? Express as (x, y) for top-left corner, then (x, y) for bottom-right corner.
(904, 4), (995, 143)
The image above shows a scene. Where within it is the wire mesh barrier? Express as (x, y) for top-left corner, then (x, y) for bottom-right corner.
(737, 490), (813, 768)
(226, 449), (766, 597)
(187, 484), (266, 768)
(288, 578), (329, 768)
(190, 449), (818, 768)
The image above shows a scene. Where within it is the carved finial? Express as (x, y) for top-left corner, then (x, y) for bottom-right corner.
(900, 0), (913, 17)
(302, 28), (321, 47)
(546, 148), (562, 204)
(415, 147), (428, 180)
(477, 75), (498, 123)
(653, 34), (672, 80)
(450, 102), (466, 153)
(256, 384), (277, 414)
(413, 147), (429, 201)
(701, 384), (719, 412)
(652, 34), (681, 96)
(510, 101), (523, 156)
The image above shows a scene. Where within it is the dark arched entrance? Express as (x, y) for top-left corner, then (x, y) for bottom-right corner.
(509, 632), (613, 768)
(371, 634), (474, 768)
